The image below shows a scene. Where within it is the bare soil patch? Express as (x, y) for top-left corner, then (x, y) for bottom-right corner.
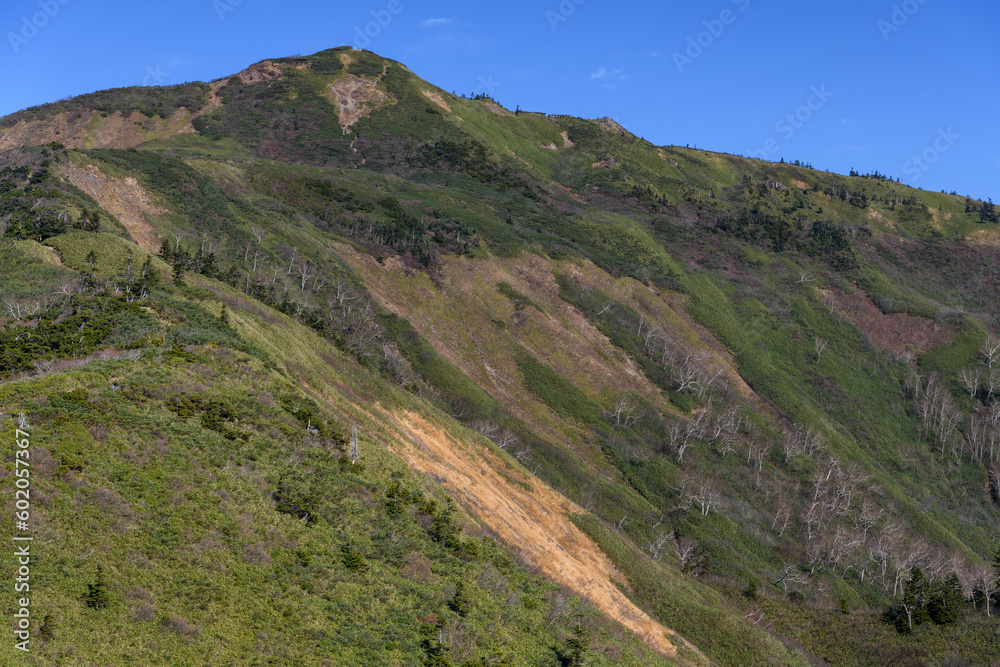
(422, 90), (451, 112)
(819, 288), (956, 358)
(328, 74), (393, 133)
(386, 409), (682, 659)
(64, 163), (164, 253)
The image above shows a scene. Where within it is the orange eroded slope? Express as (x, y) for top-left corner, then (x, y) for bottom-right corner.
(384, 409), (684, 660)
(64, 163), (163, 253)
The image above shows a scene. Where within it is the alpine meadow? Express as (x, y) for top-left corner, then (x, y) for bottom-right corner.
(1, 46), (999, 666)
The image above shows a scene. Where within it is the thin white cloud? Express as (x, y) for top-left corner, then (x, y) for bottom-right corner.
(590, 67), (626, 80)
(421, 18), (454, 28)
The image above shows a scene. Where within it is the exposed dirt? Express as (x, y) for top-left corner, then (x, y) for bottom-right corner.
(338, 245), (669, 440)
(868, 210), (894, 229)
(593, 117), (627, 136)
(233, 60), (284, 85)
(328, 74), (393, 133)
(0, 61), (288, 151)
(562, 131), (574, 149)
(384, 409), (683, 660)
(790, 179), (809, 190)
(968, 228), (1000, 246)
(484, 102), (509, 116)
(63, 163), (164, 253)
(0, 108), (199, 151)
(818, 287), (957, 358)
(592, 155), (617, 169)
(422, 90), (451, 112)
(47, 245), (64, 266)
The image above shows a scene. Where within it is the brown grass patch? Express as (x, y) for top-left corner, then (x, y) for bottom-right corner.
(63, 163), (164, 253)
(422, 90), (451, 112)
(384, 409), (683, 659)
(819, 288), (956, 357)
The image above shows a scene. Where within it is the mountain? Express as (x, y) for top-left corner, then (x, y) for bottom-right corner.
(1, 46), (999, 666)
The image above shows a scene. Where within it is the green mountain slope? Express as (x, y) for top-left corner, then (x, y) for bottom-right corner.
(1, 46), (999, 666)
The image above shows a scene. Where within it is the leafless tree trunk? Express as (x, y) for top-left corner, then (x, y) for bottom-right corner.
(981, 337), (1000, 370)
(960, 367), (982, 397)
(814, 337), (828, 363)
(673, 536), (702, 574)
(772, 563), (807, 594)
(647, 530), (674, 561)
(250, 226), (265, 246)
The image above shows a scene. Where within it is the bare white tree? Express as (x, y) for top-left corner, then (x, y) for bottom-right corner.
(771, 563), (807, 594)
(970, 564), (997, 617)
(250, 226), (265, 246)
(647, 530), (674, 561)
(673, 536), (702, 574)
(981, 337), (1000, 370)
(608, 396), (639, 428)
(814, 337), (829, 364)
(771, 503), (792, 537)
(960, 367), (982, 398)
(669, 411), (708, 464)
(297, 260), (315, 291)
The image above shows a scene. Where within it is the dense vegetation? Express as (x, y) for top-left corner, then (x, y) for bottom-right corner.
(1, 47), (999, 666)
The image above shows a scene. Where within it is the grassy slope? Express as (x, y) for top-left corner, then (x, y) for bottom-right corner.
(0, 242), (686, 666)
(2, 46), (1000, 666)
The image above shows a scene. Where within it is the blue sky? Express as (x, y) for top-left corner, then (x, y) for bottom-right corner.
(2, 0), (997, 201)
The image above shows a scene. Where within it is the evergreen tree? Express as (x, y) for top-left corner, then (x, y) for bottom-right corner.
(39, 613), (56, 640)
(421, 629), (454, 667)
(994, 544), (1000, 590)
(83, 250), (97, 278)
(159, 238), (173, 262)
(900, 567), (930, 630)
(561, 614), (590, 667)
(928, 573), (963, 625)
(172, 262), (185, 287)
(85, 565), (110, 609)
(980, 198), (997, 224)
(141, 255), (158, 286)
(340, 543), (367, 571)
(385, 478), (409, 517)
(431, 498), (460, 547)
(449, 580), (471, 617)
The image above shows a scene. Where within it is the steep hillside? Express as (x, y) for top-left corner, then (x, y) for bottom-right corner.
(2, 46), (999, 666)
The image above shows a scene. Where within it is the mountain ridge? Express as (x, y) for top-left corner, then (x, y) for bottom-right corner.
(1, 45), (999, 666)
